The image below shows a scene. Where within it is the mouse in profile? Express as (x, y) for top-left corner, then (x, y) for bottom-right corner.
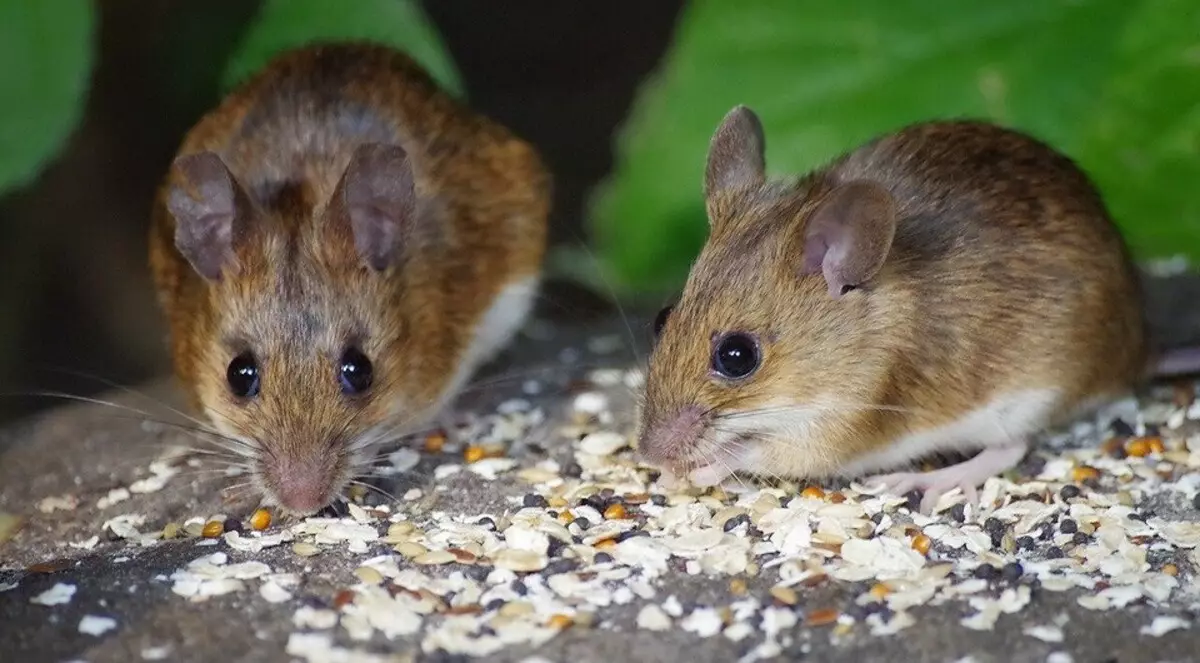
(149, 42), (550, 515)
(638, 104), (1196, 513)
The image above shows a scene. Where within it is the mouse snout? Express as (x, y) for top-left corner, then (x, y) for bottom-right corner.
(264, 455), (337, 515)
(639, 404), (706, 466)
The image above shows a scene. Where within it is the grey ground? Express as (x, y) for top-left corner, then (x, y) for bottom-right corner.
(3, 273), (1200, 663)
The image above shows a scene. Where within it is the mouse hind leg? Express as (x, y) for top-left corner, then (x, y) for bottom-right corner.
(853, 388), (1064, 514)
(863, 439), (1029, 514)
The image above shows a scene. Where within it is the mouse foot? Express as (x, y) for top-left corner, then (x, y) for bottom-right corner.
(862, 440), (1029, 515)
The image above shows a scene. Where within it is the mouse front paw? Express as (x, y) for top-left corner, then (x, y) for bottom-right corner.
(861, 439), (1029, 515)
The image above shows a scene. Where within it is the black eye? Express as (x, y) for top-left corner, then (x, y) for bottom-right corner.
(712, 333), (760, 380)
(339, 347), (373, 395)
(653, 305), (673, 338)
(226, 352), (261, 399)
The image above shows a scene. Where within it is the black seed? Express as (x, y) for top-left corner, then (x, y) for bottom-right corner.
(224, 519), (244, 534)
(510, 579), (527, 595)
(1060, 519), (1078, 534)
(1038, 524), (1055, 541)
(563, 462), (583, 478)
(650, 494), (668, 507)
(1110, 418), (1135, 437)
(1193, 492), (1200, 511)
(547, 538), (567, 557)
(547, 511), (558, 519)
(876, 605), (895, 622)
(843, 604), (868, 621)
(864, 601), (887, 616)
(600, 488), (615, 499)
(870, 512), (884, 525)
(594, 552), (614, 564)
(973, 564), (999, 580)
(476, 516), (496, 530)
(574, 517), (591, 530)
(479, 626), (497, 637)
(616, 529), (648, 543)
(1017, 536), (1035, 551)
(983, 517), (1004, 534)
(1000, 562), (1023, 582)
(1046, 546), (1065, 559)
(990, 531), (1004, 548)
(545, 559), (577, 575)
(903, 490), (922, 512)
(723, 514), (751, 532)
(746, 525), (764, 539)
(1072, 531), (1090, 545)
(582, 495), (606, 512)
(948, 503), (966, 523)
(1060, 484), (1081, 500)
(523, 494), (548, 509)
(465, 565), (491, 582)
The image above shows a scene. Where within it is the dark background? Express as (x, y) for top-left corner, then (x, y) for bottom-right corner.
(0, 0), (686, 424)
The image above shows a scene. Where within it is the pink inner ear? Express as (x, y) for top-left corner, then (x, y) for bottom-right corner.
(799, 180), (897, 298)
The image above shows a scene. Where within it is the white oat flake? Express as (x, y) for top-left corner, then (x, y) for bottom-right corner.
(78, 615), (118, 636)
(31, 582), (76, 606)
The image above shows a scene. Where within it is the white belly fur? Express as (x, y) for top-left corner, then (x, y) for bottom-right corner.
(430, 274), (540, 415)
(835, 387), (1063, 478)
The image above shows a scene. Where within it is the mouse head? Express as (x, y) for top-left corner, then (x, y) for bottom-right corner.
(164, 143), (442, 515)
(638, 105), (899, 488)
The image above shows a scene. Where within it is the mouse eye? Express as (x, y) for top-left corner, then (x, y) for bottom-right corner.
(339, 347), (373, 395)
(712, 333), (760, 380)
(226, 352), (261, 399)
(653, 305), (673, 338)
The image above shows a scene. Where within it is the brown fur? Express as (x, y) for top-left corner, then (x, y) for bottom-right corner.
(641, 112), (1147, 481)
(148, 42), (550, 512)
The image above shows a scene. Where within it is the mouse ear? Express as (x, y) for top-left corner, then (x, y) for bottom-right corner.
(705, 105), (766, 204)
(800, 180), (897, 299)
(166, 151), (249, 281)
(338, 142), (418, 271)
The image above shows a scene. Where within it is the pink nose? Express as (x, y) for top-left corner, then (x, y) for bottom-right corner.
(268, 460), (332, 514)
(640, 405), (705, 464)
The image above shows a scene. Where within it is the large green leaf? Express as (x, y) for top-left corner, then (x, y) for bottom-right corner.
(0, 0), (94, 194)
(223, 0), (461, 96)
(589, 0), (1200, 296)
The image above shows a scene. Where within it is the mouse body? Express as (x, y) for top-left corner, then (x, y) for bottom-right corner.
(639, 105), (1152, 512)
(149, 42), (550, 514)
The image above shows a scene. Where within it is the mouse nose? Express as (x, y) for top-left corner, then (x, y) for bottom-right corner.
(268, 458), (333, 515)
(639, 404), (705, 464)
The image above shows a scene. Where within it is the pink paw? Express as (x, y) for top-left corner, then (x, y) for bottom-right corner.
(864, 470), (979, 515)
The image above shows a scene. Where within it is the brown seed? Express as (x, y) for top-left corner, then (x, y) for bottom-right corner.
(800, 486), (825, 500)
(769, 585), (798, 605)
(26, 558), (72, 574)
(911, 533), (932, 556)
(1072, 466), (1100, 483)
(332, 589), (356, 609)
(806, 608), (840, 626)
(1147, 437), (1166, 454)
(201, 520), (224, 538)
(603, 503), (627, 520)
(1163, 563), (1179, 576)
(869, 583), (891, 599)
(424, 431), (447, 453)
(447, 548), (477, 563)
(624, 493), (650, 505)
(249, 508), (271, 531)
(829, 492), (847, 504)
(445, 604), (483, 616)
(1126, 438), (1151, 457)
(594, 539), (617, 551)
(463, 446), (486, 464)
(1101, 437), (1125, 456)
(547, 614), (574, 629)
(729, 578), (748, 596)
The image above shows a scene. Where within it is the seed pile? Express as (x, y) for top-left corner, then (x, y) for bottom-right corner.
(12, 352), (1200, 661)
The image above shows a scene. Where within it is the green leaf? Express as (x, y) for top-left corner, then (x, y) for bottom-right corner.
(223, 0), (461, 96)
(0, 0), (94, 194)
(590, 0), (1200, 296)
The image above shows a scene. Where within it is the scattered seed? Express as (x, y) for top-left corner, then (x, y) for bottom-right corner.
(1060, 484), (1081, 501)
(729, 579), (747, 596)
(723, 513), (751, 533)
(973, 564), (998, 581)
(594, 552), (614, 564)
(869, 583), (891, 599)
(1163, 563), (1179, 576)
(464, 446), (486, 464)
(415, 550), (456, 565)
(911, 534), (932, 556)
(353, 566), (384, 585)
(947, 503), (966, 523)
(547, 614), (574, 629)
(603, 503), (628, 520)
(770, 585), (798, 605)
(800, 486), (825, 500)
(292, 543), (320, 557)
(558, 511), (575, 524)
(394, 542), (428, 558)
(1016, 536), (1035, 551)
(547, 496), (568, 508)
(1147, 437), (1166, 454)
(1071, 532), (1090, 546)
(161, 523), (180, 540)
(574, 517), (592, 530)
(1192, 493), (1200, 511)
(424, 431), (447, 453)
(1072, 466), (1100, 483)
(806, 608), (840, 626)
(523, 494), (549, 509)
(1060, 519), (1079, 534)
(201, 520), (224, 539)
(1126, 438), (1151, 457)
(1046, 546), (1065, 559)
(829, 491), (847, 504)
(332, 589), (356, 609)
(650, 494), (668, 506)
(249, 508), (271, 531)
(1001, 562), (1023, 582)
